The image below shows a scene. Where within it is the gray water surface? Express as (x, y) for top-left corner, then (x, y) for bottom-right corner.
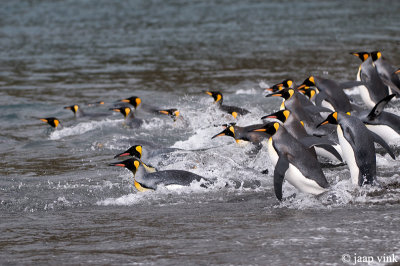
(1, 0), (400, 265)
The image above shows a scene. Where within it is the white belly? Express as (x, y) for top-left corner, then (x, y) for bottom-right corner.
(321, 100), (335, 111)
(314, 144), (342, 162)
(267, 138), (327, 195)
(358, 85), (376, 109)
(337, 126), (359, 185)
(357, 67), (375, 109)
(366, 124), (400, 143)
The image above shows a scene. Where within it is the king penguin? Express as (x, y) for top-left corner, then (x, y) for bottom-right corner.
(350, 52), (389, 108)
(110, 158), (210, 191)
(64, 104), (110, 118)
(249, 122), (330, 200)
(40, 117), (61, 128)
(317, 112), (395, 186)
(110, 107), (143, 128)
(355, 94), (400, 143)
(262, 110), (342, 162)
(205, 91), (250, 118)
(370, 51), (400, 96)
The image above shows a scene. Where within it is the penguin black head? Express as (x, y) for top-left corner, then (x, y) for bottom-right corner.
(109, 158), (140, 176)
(114, 145), (142, 159)
(211, 125), (235, 139)
(298, 86), (317, 100)
(121, 96), (142, 109)
(40, 117), (61, 128)
(317, 112), (338, 127)
(250, 122), (280, 136)
(297, 76), (316, 90)
(265, 88), (294, 100)
(110, 107), (133, 118)
(205, 91), (223, 104)
(370, 51), (382, 62)
(266, 79), (293, 92)
(158, 109), (180, 121)
(64, 104), (79, 114)
(350, 52), (370, 62)
(261, 110), (290, 123)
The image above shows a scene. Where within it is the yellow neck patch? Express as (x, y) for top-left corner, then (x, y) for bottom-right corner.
(287, 80), (293, 88)
(283, 110), (290, 120)
(309, 76), (315, 84)
(135, 146), (142, 157)
(332, 112), (338, 120)
(54, 120), (60, 128)
(363, 54), (369, 61)
(229, 126), (235, 136)
(273, 122), (280, 132)
(216, 94), (222, 103)
(124, 108), (131, 117)
(346, 112), (351, 116)
(135, 98), (141, 107)
(134, 180), (151, 192)
(231, 112), (238, 119)
(73, 105), (79, 113)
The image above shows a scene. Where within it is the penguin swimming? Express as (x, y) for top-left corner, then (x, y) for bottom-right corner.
(120, 96), (180, 120)
(114, 145), (158, 173)
(355, 94), (400, 143)
(110, 158), (210, 191)
(40, 117), (61, 128)
(211, 123), (268, 150)
(266, 79), (295, 92)
(370, 51), (400, 96)
(317, 112), (395, 186)
(157, 108), (180, 121)
(249, 122), (330, 200)
(205, 91), (250, 118)
(350, 52), (389, 108)
(110, 106), (143, 128)
(64, 104), (110, 118)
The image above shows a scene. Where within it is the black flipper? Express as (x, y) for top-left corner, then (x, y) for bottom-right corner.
(367, 94), (396, 120)
(314, 91), (328, 108)
(339, 81), (366, 89)
(314, 144), (343, 162)
(274, 156), (289, 201)
(368, 130), (396, 159)
(299, 136), (336, 148)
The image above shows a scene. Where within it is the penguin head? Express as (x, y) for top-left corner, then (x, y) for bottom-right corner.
(395, 68), (400, 75)
(298, 86), (317, 100)
(297, 76), (315, 90)
(317, 112), (338, 127)
(109, 158), (140, 176)
(158, 109), (180, 121)
(370, 51), (382, 61)
(205, 91), (223, 104)
(350, 52), (370, 62)
(64, 104), (79, 114)
(40, 117), (60, 128)
(121, 96), (141, 109)
(110, 107), (133, 118)
(265, 88), (294, 100)
(211, 125), (235, 139)
(261, 110), (290, 123)
(266, 79), (293, 92)
(250, 122), (280, 136)
(114, 145), (142, 159)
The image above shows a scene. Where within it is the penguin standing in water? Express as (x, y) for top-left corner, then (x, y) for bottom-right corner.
(355, 94), (400, 143)
(40, 117), (61, 128)
(110, 107), (143, 128)
(249, 122), (330, 200)
(350, 52), (389, 108)
(205, 91), (250, 118)
(262, 110), (342, 162)
(370, 51), (400, 96)
(110, 158), (210, 191)
(317, 112), (395, 186)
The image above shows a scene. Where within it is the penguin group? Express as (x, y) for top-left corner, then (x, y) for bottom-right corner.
(40, 51), (400, 201)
